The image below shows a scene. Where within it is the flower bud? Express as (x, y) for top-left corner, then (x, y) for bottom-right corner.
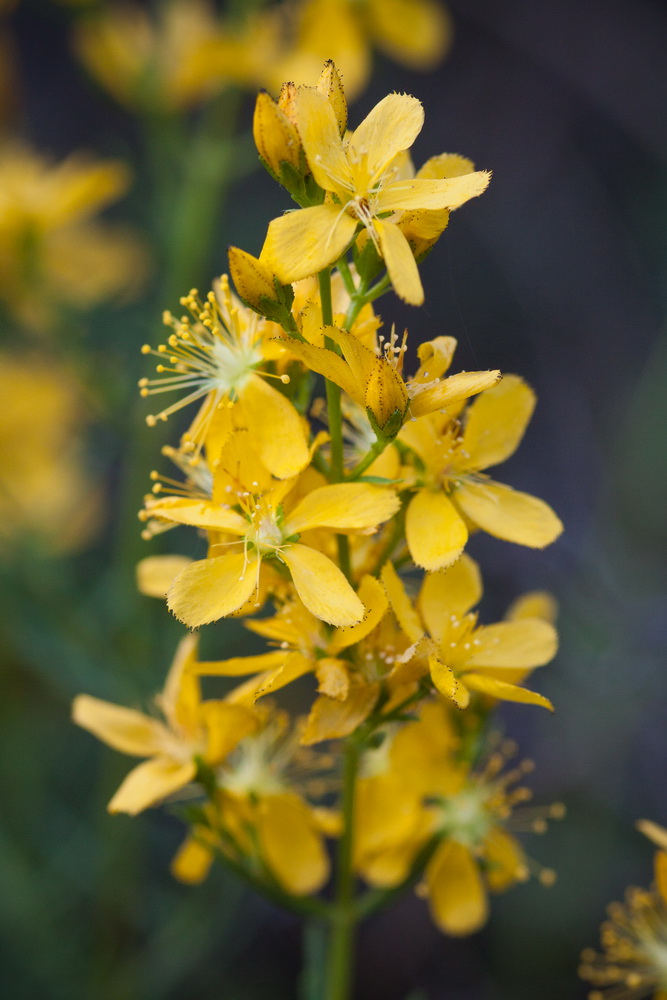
(365, 361), (409, 440)
(317, 59), (347, 136)
(228, 247), (279, 312)
(253, 90), (303, 183)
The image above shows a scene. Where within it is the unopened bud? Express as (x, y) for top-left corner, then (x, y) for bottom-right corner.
(317, 60), (347, 136)
(228, 247), (279, 312)
(253, 90), (302, 182)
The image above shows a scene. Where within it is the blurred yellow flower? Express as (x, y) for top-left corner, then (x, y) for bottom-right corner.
(581, 825), (667, 1000)
(72, 633), (258, 815)
(172, 709), (332, 895)
(0, 352), (101, 554)
(75, 0), (280, 111)
(270, 0), (453, 102)
(0, 143), (146, 329)
(355, 701), (562, 935)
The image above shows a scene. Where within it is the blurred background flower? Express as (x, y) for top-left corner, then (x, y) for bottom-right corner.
(0, 2), (665, 999)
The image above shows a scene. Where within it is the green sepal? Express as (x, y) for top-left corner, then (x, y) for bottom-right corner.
(366, 405), (406, 442)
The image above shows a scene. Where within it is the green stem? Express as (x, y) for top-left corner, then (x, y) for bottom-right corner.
(319, 268), (351, 579)
(324, 735), (362, 1000)
(337, 256), (357, 297)
(346, 439), (389, 481)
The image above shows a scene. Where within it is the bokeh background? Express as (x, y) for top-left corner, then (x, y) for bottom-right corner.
(1, 1), (666, 998)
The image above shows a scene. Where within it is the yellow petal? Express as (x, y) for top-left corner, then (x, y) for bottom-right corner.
(460, 375), (536, 471)
(258, 793), (329, 895)
(637, 820), (667, 852)
(405, 490), (468, 570)
(454, 479), (563, 549)
(253, 652), (315, 701)
(409, 369), (501, 418)
(374, 218), (423, 306)
(417, 153), (475, 180)
(350, 93), (424, 184)
(200, 701), (259, 764)
(72, 694), (165, 757)
(280, 544), (364, 626)
(418, 555), (482, 642)
(195, 650), (288, 676)
(413, 336), (457, 381)
(506, 591), (558, 624)
(294, 85), (352, 193)
(656, 851), (667, 906)
(301, 681), (380, 745)
(378, 172), (490, 212)
(160, 632), (201, 734)
(329, 574), (388, 653)
(282, 336), (362, 402)
(167, 552), (261, 627)
(285, 482), (399, 534)
(325, 323), (376, 384)
(142, 496), (247, 533)
(108, 757), (196, 815)
(461, 672), (553, 711)
(136, 555), (193, 598)
(355, 774), (423, 857)
(483, 828), (528, 892)
(426, 840), (489, 936)
(357, 840), (422, 888)
(261, 204), (358, 285)
(428, 657), (470, 709)
(380, 560), (424, 643)
(171, 834), (215, 885)
(316, 657), (350, 700)
(466, 619), (557, 669)
(368, 0), (452, 69)
(241, 374), (309, 479)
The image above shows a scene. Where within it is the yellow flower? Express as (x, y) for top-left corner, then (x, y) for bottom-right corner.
(400, 374), (563, 570)
(581, 827), (667, 1000)
(269, 0), (453, 103)
(355, 701), (562, 935)
(0, 143), (145, 328)
(75, 0), (280, 111)
(285, 326), (499, 441)
(195, 575), (390, 742)
(261, 83), (490, 304)
(0, 352), (101, 554)
(139, 275), (309, 479)
(381, 554), (557, 710)
(143, 431), (400, 628)
(171, 709), (332, 895)
(72, 634), (258, 815)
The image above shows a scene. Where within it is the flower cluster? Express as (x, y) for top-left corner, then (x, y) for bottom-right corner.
(581, 821), (667, 1000)
(74, 62), (563, 965)
(74, 0), (453, 112)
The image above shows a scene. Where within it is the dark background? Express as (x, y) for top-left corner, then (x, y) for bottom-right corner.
(2, 1), (666, 997)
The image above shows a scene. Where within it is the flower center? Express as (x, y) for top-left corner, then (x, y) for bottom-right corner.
(248, 503), (285, 555)
(437, 786), (493, 847)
